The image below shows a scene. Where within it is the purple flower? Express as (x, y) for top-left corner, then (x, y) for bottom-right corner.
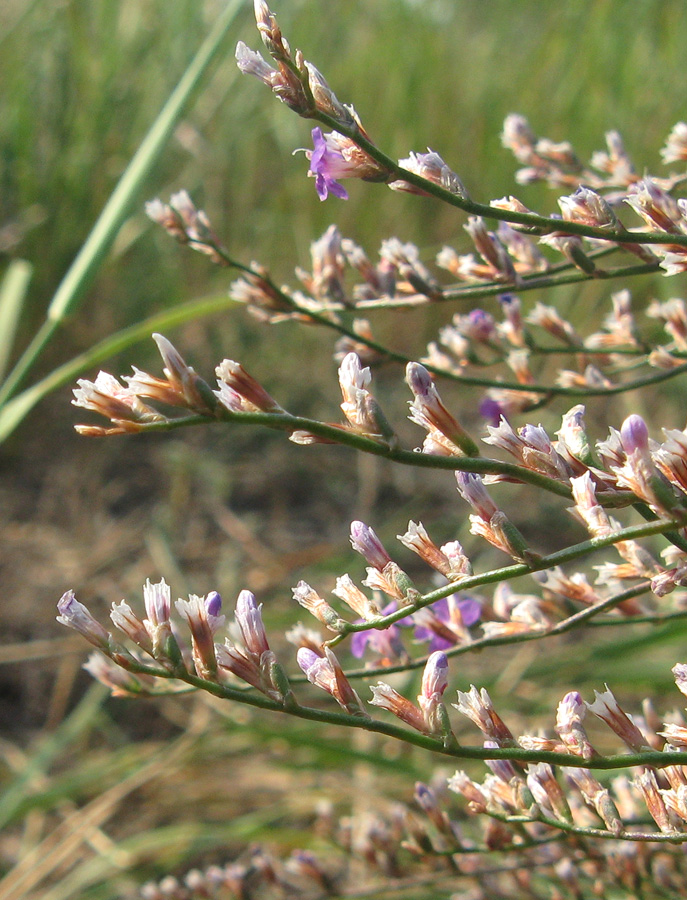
(455, 472), (499, 520)
(620, 414), (649, 455)
(143, 578), (171, 627)
(307, 128), (351, 200)
(296, 647), (322, 678)
(350, 520), (391, 571)
(465, 309), (497, 343)
(297, 646), (365, 715)
(414, 594), (482, 651)
(350, 601), (411, 660)
(235, 589), (270, 657)
(479, 395), (507, 426)
(205, 590), (223, 618)
(56, 590), (111, 650)
(420, 650), (449, 700)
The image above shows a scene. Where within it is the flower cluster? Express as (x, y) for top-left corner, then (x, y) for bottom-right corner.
(52, 5), (687, 898)
(450, 677), (687, 842)
(73, 322), (687, 653)
(57, 580), (291, 703)
(145, 191), (227, 265)
(58, 580), (687, 861)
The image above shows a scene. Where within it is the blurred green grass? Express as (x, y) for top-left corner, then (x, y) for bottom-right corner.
(3, 1), (687, 897)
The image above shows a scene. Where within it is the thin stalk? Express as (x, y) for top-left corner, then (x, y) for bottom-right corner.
(316, 583), (653, 682)
(314, 108), (687, 248)
(217, 250), (684, 397)
(329, 513), (687, 638)
(492, 810), (687, 844)
(128, 664), (687, 771)
(106, 405), (646, 512)
(105, 407), (582, 498)
(352, 260), (661, 309)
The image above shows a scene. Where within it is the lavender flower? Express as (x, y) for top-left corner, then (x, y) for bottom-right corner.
(235, 41), (309, 114)
(413, 595), (481, 651)
(620, 413), (650, 455)
(350, 521), (391, 571)
(625, 178), (682, 233)
(142, 578), (174, 659)
(175, 594), (223, 679)
(349, 600), (409, 661)
(110, 601), (152, 653)
(292, 581), (347, 632)
(368, 682), (426, 732)
(57, 591), (111, 650)
(370, 651), (452, 737)
(83, 653), (152, 697)
(417, 651), (450, 735)
(453, 685), (515, 746)
(556, 691), (596, 760)
(215, 359), (283, 414)
(456, 472), (534, 562)
(586, 686), (650, 752)
(216, 590), (286, 701)
(234, 590), (268, 657)
(338, 352), (391, 438)
(661, 121), (687, 164)
(72, 371), (162, 436)
(397, 521), (472, 580)
(389, 149), (466, 196)
(558, 186), (618, 228)
(297, 647), (366, 715)
(526, 763), (571, 821)
(406, 362), (479, 456)
(303, 128), (388, 201)
(332, 574), (381, 620)
(613, 414), (681, 515)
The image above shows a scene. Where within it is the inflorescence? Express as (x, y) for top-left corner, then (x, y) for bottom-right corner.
(56, 2), (687, 896)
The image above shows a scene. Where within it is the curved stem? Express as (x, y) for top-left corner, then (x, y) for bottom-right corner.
(321, 583), (654, 682)
(314, 109), (687, 249)
(135, 664), (687, 771)
(354, 260), (661, 309)
(329, 514), (687, 638)
(491, 809), (687, 844)
(217, 250), (684, 398)
(130, 408), (585, 498)
(135, 407), (649, 513)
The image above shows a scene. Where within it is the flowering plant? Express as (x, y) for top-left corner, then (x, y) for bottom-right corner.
(37, 2), (687, 896)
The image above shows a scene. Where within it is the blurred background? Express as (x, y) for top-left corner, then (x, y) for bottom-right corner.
(3, 1), (687, 897)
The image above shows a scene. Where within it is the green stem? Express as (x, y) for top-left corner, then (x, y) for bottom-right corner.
(325, 583), (653, 682)
(492, 810), (687, 844)
(354, 260), (661, 309)
(332, 514), (687, 636)
(132, 665), (687, 771)
(221, 252), (683, 398)
(314, 109), (687, 248)
(118, 407), (650, 515)
(115, 407), (582, 498)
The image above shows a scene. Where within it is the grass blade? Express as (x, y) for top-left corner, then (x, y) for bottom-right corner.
(0, 0), (244, 413)
(0, 259), (32, 384)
